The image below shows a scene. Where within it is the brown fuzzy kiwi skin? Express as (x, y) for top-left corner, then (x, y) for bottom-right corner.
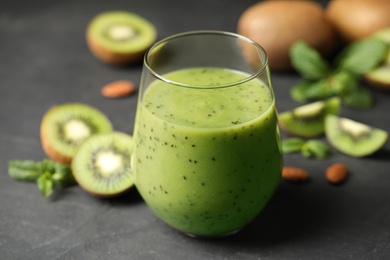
(237, 0), (335, 71)
(41, 128), (72, 165)
(40, 106), (73, 165)
(86, 32), (146, 66)
(326, 0), (390, 43)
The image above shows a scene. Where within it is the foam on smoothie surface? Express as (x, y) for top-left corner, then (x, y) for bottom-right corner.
(143, 67), (273, 128)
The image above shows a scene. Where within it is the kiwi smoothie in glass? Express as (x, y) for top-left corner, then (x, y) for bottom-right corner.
(132, 31), (282, 237)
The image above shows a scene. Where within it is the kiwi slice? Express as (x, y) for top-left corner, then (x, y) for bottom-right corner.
(365, 27), (390, 91)
(41, 103), (113, 165)
(86, 11), (157, 65)
(325, 115), (388, 157)
(71, 132), (134, 197)
(278, 97), (341, 137)
(365, 64), (390, 91)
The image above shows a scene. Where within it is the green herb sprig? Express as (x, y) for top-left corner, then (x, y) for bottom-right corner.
(289, 38), (388, 109)
(8, 159), (76, 198)
(282, 137), (331, 159)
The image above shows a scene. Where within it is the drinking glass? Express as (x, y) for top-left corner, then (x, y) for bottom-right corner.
(132, 30), (282, 237)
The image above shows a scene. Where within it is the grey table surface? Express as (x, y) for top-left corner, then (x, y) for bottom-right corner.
(1, 0), (390, 259)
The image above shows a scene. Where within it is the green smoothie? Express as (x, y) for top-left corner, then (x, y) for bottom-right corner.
(133, 67), (282, 237)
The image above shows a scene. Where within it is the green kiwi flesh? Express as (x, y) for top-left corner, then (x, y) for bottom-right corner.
(72, 132), (134, 197)
(365, 27), (390, 90)
(365, 65), (390, 90)
(87, 11), (157, 65)
(325, 115), (388, 157)
(41, 103), (113, 164)
(278, 97), (341, 137)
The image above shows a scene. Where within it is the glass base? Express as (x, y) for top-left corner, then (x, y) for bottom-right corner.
(183, 228), (241, 239)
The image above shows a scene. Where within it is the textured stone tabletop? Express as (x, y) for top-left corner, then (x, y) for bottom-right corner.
(1, 0), (390, 259)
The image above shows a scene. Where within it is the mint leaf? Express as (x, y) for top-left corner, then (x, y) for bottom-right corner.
(290, 80), (314, 102)
(342, 86), (373, 109)
(52, 166), (76, 188)
(328, 70), (358, 95)
(290, 78), (333, 102)
(336, 37), (388, 75)
(8, 160), (41, 182)
(301, 140), (330, 159)
(290, 41), (330, 80)
(282, 137), (306, 154)
(303, 78), (333, 100)
(37, 172), (54, 198)
(8, 159), (76, 199)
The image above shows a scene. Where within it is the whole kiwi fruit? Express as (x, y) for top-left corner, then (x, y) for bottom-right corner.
(237, 0), (335, 71)
(326, 0), (390, 43)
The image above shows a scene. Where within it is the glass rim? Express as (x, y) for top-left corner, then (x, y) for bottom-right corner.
(143, 30), (269, 89)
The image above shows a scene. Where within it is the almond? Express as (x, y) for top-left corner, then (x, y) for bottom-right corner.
(101, 80), (136, 98)
(326, 163), (348, 184)
(282, 166), (309, 182)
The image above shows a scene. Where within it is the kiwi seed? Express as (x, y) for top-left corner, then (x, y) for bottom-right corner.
(40, 103), (113, 165)
(86, 11), (157, 65)
(325, 115), (388, 157)
(71, 132), (134, 197)
(278, 97), (341, 138)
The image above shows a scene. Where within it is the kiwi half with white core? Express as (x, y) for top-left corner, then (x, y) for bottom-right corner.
(325, 115), (388, 157)
(278, 97), (341, 138)
(41, 103), (113, 165)
(72, 132), (134, 197)
(86, 11), (157, 65)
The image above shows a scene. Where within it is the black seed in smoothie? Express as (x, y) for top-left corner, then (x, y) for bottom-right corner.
(211, 157), (216, 161)
(191, 144), (196, 147)
(183, 176), (187, 180)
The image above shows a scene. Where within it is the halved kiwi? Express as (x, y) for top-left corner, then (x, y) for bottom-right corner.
(71, 132), (134, 197)
(86, 11), (157, 65)
(325, 115), (388, 157)
(365, 27), (390, 91)
(40, 103), (113, 165)
(278, 97), (341, 137)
